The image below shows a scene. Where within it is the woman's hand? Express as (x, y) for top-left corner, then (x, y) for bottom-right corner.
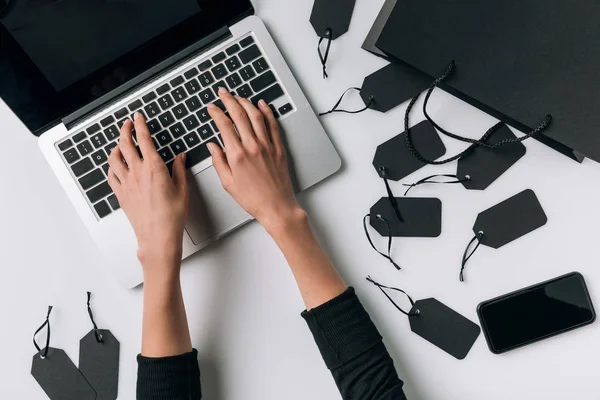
(107, 113), (189, 279)
(207, 88), (305, 236)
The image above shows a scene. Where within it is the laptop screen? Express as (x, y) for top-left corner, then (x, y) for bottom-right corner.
(0, 0), (253, 135)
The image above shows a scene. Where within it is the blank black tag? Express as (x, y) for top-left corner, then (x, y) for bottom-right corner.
(360, 63), (432, 113)
(310, 0), (356, 39)
(31, 348), (96, 400)
(373, 121), (446, 181)
(474, 189), (547, 249)
(370, 197), (441, 237)
(79, 329), (120, 400)
(457, 125), (526, 190)
(409, 298), (481, 359)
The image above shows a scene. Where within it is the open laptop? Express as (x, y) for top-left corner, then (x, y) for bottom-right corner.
(0, 0), (341, 288)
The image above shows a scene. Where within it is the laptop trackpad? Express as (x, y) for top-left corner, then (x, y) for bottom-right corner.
(185, 167), (250, 246)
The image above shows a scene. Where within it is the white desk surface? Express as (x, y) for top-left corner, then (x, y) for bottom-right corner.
(2, 1), (600, 399)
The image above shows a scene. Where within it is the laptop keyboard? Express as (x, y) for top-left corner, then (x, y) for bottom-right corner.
(56, 35), (295, 220)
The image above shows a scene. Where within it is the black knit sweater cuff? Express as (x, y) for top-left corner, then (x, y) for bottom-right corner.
(301, 287), (383, 370)
(137, 349), (201, 400)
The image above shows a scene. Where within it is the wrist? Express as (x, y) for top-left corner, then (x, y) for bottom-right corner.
(262, 206), (309, 242)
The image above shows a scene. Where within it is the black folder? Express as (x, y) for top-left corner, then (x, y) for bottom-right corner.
(371, 0), (600, 162)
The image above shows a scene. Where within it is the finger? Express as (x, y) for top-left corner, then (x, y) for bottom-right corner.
(108, 145), (129, 182)
(107, 170), (121, 195)
(237, 97), (271, 150)
(216, 87), (258, 147)
(258, 100), (284, 151)
(207, 103), (242, 152)
(133, 112), (160, 161)
(118, 119), (141, 167)
(207, 142), (232, 189)
(171, 153), (189, 196)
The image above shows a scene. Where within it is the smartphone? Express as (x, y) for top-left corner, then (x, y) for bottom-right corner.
(477, 272), (596, 354)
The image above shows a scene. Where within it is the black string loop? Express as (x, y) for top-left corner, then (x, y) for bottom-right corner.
(378, 167), (404, 222)
(87, 292), (103, 343)
(33, 306), (53, 359)
(404, 60), (553, 165)
(318, 87), (374, 116)
(363, 214), (401, 271)
(318, 28), (333, 79)
(403, 174), (471, 196)
(460, 231), (485, 282)
(366, 276), (419, 316)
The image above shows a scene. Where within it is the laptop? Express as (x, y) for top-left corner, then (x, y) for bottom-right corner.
(0, 0), (341, 288)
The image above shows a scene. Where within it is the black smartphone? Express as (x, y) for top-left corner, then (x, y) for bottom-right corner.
(477, 272), (595, 354)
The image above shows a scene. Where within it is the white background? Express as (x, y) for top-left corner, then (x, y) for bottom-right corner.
(2, 0), (600, 399)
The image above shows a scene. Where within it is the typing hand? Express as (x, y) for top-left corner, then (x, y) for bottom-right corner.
(207, 88), (305, 235)
(107, 113), (189, 277)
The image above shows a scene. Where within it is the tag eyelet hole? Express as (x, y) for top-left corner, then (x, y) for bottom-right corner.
(465, 175), (471, 180)
(478, 231), (484, 235)
(414, 309), (420, 316)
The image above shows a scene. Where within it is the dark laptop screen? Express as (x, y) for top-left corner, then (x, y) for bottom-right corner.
(0, 0), (253, 135)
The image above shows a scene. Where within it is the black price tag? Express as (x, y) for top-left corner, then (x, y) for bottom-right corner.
(458, 125), (527, 191)
(310, 0), (356, 39)
(79, 329), (120, 400)
(370, 197), (442, 238)
(373, 121), (446, 181)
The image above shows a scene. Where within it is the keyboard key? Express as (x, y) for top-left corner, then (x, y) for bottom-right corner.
(169, 123), (186, 138)
(157, 131), (173, 146)
(237, 84), (253, 98)
(142, 92), (157, 103)
(240, 66), (256, 81)
(90, 133), (107, 148)
(158, 94), (174, 110)
(102, 163), (110, 175)
(107, 194), (120, 210)
(198, 60), (212, 71)
(170, 139), (187, 155)
(217, 134), (224, 147)
(73, 132), (87, 143)
(198, 124), (214, 140)
(213, 100), (226, 111)
(185, 96), (202, 112)
(63, 148), (80, 164)
(212, 64), (228, 79)
(197, 108), (211, 123)
(146, 119), (161, 134)
(94, 201), (112, 218)
(87, 182), (112, 203)
(226, 43), (240, 55)
(158, 111), (175, 127)
(250, 71), (276, 93)
(71, 157), (93, 177)
(210, 120), (219, 133)
(269, 104), (279, 118)
(199, 71), (215, 87)
(156, 84), (170, 95)
(240, 36), (255, 47)
(170, 76), (184, 87)
(239, 45), (262, 64)
(153, 138), (159, 149)
(79, 169), (104, 190)
(253, 57), (269, 73)
(104, 125), (119, 140)
(225, 56), (241, 72)
(91, 149), (108, 166)
(128, 100), (143, 111)
(199, 89), (215, 103)
(166, 161), (175, 175)
(226, 73), (243, 89)
(184, 131), (201, 148)
(77, 140), (94, 156)
(184, 79), (201, 95)
(105, 141), (117, 155)
(117, 118), (129, 129)
(130, 110), (146, 121)
(212, 52), (226, 63)
(158, 147), (175, 163)
(173, 87), (188, 102)
(212, 80), (227, 96)
(58, 139), (73, 151)
(144, 102), (161, 118)
(173, 104), (189, 119)
(184, 68), (199, 79)
(87, 124), (101, 135)
(183, 114), (200, 130)
(279, 103), (293, 116)
(186, 139), (218, 168)
(251, 84), (284, 106)
(100, 116), (115, 127)
(114, 108), (128, 119)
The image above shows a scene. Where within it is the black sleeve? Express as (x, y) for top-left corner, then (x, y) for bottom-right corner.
(301, 288), (407, 400)
(137, 349), (202, 400)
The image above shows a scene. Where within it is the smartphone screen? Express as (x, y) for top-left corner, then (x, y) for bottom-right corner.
(477, 272), (595, 354)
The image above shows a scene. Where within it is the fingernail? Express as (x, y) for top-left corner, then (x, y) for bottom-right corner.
(218, 87), (228, 94)
(207, 103), (217, 109)
(207, 143), (215, 154)
(181, 152), (187, 162)
(258, 99), (267, 107)
(134, 111), (141, 120)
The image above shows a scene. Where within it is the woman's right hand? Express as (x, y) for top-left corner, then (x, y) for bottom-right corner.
(207, 88), (307, 235)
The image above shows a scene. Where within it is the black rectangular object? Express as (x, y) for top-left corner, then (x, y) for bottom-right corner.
(477, 272), (595, 354)
(370, 197), (441, 238)
(374, 0), (598, 161)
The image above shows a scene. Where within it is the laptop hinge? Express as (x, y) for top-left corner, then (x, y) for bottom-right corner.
(63, 26), (231, 130)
